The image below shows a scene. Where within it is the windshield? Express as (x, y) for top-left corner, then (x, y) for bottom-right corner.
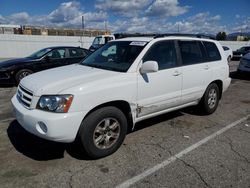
(28, 48), (52, 59)
(92, 37), (104, 45)
(81, 41), (147, 72)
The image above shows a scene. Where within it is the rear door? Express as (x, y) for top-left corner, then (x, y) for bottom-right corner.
(179, 40), (212, 104)
(137, 40), (182, 117)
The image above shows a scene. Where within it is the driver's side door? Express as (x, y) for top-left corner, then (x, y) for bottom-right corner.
(137, 40), (182, 118)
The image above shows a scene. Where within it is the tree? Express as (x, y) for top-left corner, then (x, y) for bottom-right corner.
(216, 32), (227, 40)
(243, 36), (250, 41)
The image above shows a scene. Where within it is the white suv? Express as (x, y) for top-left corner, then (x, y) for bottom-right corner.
(12, 35), (231, 158)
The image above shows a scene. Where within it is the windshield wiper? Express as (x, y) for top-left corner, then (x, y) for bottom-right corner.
(83, 64), (124, 72)
(83, 64), (103, 69)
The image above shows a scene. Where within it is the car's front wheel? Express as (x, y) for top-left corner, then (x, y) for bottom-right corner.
(15, 69), (33, 84)
(78, 106), (127, 159)
(200, 83), (220, 114)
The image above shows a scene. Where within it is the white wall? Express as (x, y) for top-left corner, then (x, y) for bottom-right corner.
(0, 34), (94, 58)
(0, 34), (249, 58)
(219, 41), (250, 51)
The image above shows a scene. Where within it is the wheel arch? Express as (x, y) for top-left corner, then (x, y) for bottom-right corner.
(209, 80), (223, 99)
(82, 100), (134, 133)
(14, 68), (34, 84)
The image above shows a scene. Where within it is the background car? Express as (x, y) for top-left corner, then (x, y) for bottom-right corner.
(0, 46), (90, 84)
(222, 46), (233, 62)
(238, 52), (250, 74)
(233, 46), (250, 59)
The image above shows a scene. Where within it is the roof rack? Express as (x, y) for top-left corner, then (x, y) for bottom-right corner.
(154, 33), (216, 40)
(114, 33), (155, 39)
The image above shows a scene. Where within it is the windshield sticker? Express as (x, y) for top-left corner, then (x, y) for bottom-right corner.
(129, 41), (147, 46)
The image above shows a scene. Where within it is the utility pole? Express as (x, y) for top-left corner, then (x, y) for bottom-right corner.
(104, 21), (108, 34)
(81, 15), (85, 48)
(82, 15), (84, 30)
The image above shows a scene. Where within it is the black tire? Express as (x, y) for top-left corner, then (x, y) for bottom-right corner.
(199, 83), (220, 115)
(227, 56), (231, 63)
(15, 69), (33, 84)
(78, 106), (127, 159)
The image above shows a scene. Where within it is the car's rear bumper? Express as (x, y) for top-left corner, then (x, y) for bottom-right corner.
(233, 54), (243, 59)
(223, 77), (231, 93)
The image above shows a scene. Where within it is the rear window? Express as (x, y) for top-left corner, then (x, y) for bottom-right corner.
(223, 46), (229, 51)
(68, 48), (87, 58)
(203, 42), (221, 61)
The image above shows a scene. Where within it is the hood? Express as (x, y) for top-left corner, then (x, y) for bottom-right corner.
(0, 57), (34, 68)
(20, 64), (120, 96)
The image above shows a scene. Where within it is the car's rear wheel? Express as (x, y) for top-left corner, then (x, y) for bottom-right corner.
(199, 83), (219, 114)
(78, 106), (127, 159)
(15, 69), (33, 84)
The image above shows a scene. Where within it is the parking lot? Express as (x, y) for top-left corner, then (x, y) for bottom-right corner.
(0, 61), (249, 188)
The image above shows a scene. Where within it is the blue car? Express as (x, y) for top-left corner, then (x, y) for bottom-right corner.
(238, 52), (250, 74)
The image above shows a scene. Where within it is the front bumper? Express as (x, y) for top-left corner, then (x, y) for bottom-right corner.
(11, 94), (86, 143)
(0, 71), (15, 85)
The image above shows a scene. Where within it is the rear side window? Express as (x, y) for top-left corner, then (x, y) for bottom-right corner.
(179, 41), (206, 65)
(105, 37), (113, 43)
(203, 42), (221, 61)
(68, 48), (87, 58)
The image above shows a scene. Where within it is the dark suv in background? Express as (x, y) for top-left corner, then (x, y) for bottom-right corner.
(0, 46), (90, 85)
(233, 46), (250, 59)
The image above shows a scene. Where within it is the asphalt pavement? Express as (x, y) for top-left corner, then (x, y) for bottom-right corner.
(0, 61), (249, 188)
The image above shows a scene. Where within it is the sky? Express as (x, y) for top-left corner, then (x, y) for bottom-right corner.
(0, 0), (249, 34)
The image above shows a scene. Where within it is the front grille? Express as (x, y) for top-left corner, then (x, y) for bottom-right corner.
(17, 85), (33, 109)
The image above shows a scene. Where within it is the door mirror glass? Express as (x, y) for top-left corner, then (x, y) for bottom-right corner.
(140, 61), (159, 74)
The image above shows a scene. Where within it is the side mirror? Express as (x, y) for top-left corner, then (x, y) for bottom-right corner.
(44, 56), (50, 61)
(140, 61), (159, 74)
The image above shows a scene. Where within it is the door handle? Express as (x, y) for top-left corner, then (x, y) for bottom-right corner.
(173, 71), (181, 76)
(204, 65), (209, 70)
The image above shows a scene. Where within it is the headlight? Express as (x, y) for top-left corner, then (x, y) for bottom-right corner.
(37, 95), (73, 113)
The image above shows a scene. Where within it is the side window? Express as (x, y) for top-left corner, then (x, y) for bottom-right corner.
(105, 37), (113, 43)
(78, 49), (88, 57)
(68, 48), (87, 58)
(179, 41), (205, 65)
(203, 42), (221, 61)
(143, 40), (177, 70)
(47, 49), (66, 59)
